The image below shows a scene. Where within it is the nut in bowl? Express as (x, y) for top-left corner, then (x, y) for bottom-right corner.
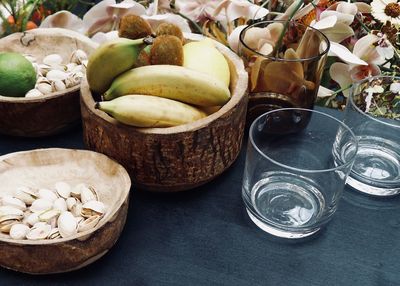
(0, 148), (131, 274)
(0, 28), (98, 137)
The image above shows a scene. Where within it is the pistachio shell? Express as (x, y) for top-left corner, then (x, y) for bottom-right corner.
(71, 184), (84, 199)
(81, 201), (105, 218)
(1, 196), (26, 211)
(51, 80), (67, 92)
(0, 206), (24, 217)
(81, 186), (98, 204)
(71, 203), (82, 217)
(70, 49), (88, 65)
(55, 182), (71, 199)
(38, 64), (52, 76)
(25, 212), (39, 226)
(25, 89), (43, 98)
(65, 63), (77, 72)
(58, 211), (77, 238)
(14, 187), (38, 205)
(53, 198), (68, 212)
(0, 219), (19, 233)
(9, 224), (30, 240)
(0, 214), (23, 223)
(47, 227), (61, 239)
(66, 197), (77, 210)
(30, 199), (53, 213)
(26, 223), (52, 240)
(38, 209), (61, 222)
(77, 215), (101, 232)
(43, 54), (63, 66)
(38, 189), (58, 202)
(36, 83), (53, 95)
(46, 70), (68, 81)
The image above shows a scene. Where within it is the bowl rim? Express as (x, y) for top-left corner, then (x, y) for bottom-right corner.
(0, 148), (131, 245)
(0, 27), (98, 103)
(80, 33), (249, 134)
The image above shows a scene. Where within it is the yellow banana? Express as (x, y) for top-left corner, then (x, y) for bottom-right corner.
(96, 95), (206, 127)
(183, 39), (231, 87)
(86, 37), (147, 94)
(103, 65), (231, 107)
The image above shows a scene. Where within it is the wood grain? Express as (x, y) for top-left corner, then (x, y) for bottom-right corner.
(80, 34), (249, 192)
(0, 28), (98, 137)
(0, 148), (131, 274)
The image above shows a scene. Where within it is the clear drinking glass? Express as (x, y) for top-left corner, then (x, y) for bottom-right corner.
(341, 76), (400, 196)
(242, 108), (358, 238)
(238, 20), (330, 125)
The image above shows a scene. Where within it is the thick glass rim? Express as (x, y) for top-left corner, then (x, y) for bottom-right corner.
(350, 75), (400, 129)
(249, 108), (358, 173)
(239, 20), (331, 62)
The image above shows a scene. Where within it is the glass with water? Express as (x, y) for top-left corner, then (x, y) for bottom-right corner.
(242, 108), (358, 238)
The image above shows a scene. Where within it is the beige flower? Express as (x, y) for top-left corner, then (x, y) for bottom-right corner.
(371, 0), (400, 25)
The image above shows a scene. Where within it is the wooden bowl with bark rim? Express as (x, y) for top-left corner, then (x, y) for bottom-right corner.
(0, 28), (98, 137)
(80, 33), (248, 192)
(0, 148), (131, 274)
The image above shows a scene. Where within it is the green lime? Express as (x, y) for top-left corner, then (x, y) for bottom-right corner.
(0, 52), (37, 97)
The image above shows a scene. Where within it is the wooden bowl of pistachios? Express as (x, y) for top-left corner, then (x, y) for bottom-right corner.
(0, 148), (131, 274)
(0, 28), (98, 137)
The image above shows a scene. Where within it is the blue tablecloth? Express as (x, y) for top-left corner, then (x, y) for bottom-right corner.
(0, 107), (400, 286)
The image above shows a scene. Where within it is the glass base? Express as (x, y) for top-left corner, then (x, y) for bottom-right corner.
(246, 209), (320, 239)
(243, 172), (325, 239)
(346, 136), (400, 197)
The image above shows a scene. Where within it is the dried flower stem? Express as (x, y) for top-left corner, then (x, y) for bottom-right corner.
(273, 0), (304, 57)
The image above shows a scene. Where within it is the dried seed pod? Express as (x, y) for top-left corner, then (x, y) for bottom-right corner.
(155, 22), (184, 42)
(0, 219), (19, 233)
(9, 224), (30, 240)
(65, 62), (78, 72)
(38, 64), (52, 76)
(71, 184), (84, 199)
(118, 15), (152, 40)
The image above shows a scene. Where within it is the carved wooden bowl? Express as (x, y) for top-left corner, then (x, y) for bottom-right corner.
(0, 28), (98, 137)
(0, 148), (131, 274)
(81, 34), (248, 192)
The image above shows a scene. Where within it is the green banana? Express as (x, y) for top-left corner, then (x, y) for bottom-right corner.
(86, 37), (146, 94)
(96, 95), (206, 127)
(103, 65), (231, 107)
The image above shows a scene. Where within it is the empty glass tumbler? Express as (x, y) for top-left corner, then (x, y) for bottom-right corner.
(242, 108), (358, 238)
(342, 76), (400, 196)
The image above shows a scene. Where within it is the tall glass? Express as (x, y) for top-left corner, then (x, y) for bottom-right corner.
(242, 108), (358, 238)
(341, 76), (400, 196)
(238, 20), (330, 125)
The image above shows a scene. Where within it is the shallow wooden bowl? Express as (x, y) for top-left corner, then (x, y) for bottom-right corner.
(0, 148), (131, 274)
(0, 28), (98, 137)
(81, 34), (248, 192)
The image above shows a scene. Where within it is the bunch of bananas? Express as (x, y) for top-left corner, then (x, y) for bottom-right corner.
(86, 19), (231, 128)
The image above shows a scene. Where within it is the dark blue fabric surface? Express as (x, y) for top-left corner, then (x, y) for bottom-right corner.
(0, 107), (399, 286)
